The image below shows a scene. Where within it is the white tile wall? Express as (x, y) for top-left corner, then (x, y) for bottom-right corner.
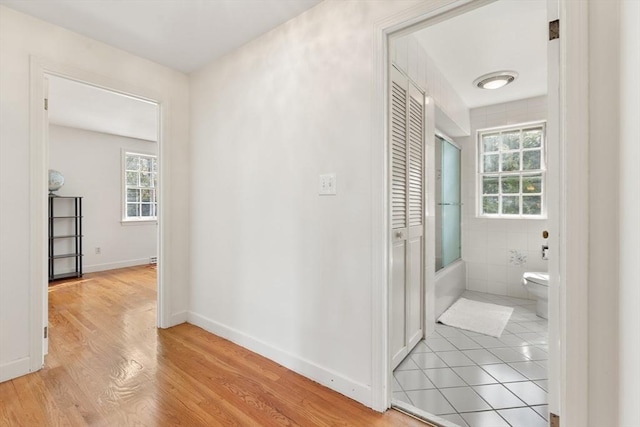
(457, 96), (549, 299)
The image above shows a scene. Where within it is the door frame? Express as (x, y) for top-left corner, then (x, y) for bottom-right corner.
(28, 56), (171, 371)
(371, 1), (589, 425)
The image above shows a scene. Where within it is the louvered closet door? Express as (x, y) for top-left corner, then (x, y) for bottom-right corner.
(390, 66), (425, 370)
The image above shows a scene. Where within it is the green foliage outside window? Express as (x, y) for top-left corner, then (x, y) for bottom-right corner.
(479, 125), (545, 217)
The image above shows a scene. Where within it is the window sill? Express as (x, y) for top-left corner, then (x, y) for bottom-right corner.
(477, 215), (547, 220)
(121, 218), (157, 226)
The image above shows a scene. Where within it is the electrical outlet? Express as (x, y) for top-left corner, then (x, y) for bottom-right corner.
(95, 247), (101, 255)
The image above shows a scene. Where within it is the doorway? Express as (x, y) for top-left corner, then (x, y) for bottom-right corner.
(45, 74), (160, 352)
(29, 58), (169, 371)
(385, 1), (559, 425)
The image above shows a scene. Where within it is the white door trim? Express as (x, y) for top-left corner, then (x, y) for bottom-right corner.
(556, 1), (589, 425)
(370, 1), (590, 423)
(28, 56), (171, 373)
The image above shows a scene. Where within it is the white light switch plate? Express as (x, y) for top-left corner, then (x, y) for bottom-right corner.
(319, 173), (336, 195)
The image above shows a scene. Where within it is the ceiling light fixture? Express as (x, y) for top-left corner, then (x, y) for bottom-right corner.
(474, 71), (518, 90)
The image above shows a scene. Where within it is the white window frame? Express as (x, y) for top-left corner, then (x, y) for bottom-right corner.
(477, 121), (547, 219)
(122, 150), (158, 223)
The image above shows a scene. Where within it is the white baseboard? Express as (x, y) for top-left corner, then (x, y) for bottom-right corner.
(0, 357), (31, 383)
(84, 258), (151, 273)
(170, 310), (188, 327)
(187, 311), (372, 407)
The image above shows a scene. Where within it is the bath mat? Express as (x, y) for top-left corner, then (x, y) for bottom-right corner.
(437, 298), (513, 337)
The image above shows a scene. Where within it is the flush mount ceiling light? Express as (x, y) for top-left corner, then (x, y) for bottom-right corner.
(473, 71), (518, 90)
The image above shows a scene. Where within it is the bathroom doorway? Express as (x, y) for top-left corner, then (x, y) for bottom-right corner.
(385, 1), (559, 425)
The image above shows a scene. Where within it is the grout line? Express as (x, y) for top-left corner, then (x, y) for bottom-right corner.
(395, 291), (549, 425)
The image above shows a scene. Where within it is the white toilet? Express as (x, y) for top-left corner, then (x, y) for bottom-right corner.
(522, 272), (549, 319)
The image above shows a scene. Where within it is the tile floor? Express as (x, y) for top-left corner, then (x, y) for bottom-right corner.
(393, 291), (549, 427)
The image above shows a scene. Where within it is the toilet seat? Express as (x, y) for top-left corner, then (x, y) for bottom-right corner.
(523, 272), (549, 287)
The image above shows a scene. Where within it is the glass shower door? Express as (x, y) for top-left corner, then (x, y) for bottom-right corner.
(437, 137), (461, 270)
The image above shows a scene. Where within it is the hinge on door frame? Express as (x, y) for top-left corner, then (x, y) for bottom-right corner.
(44, 326), (48, 339)
(44, 98), (48, 111)
(549, 20), (560, 41)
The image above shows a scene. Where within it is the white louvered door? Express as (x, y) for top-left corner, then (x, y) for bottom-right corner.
(390, 66), (424, 370)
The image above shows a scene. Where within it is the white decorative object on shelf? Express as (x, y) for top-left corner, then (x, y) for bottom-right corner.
(48, 169), (65, 194)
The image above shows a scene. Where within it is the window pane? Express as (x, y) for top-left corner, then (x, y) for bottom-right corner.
(152, 158), (158, 172)
(141, 204), (152, 217)
(501, 176), (520, 193)
(483, 134), (500, 152)
(523, 129), (542, 148)
(483, 196), (499, 214)
(502, 196), (519, 214)
(140, 157), (151, 172)
(127, 189), (139, 202)
(125, 156), (139, 171)
(127, 203), (139, 217)
(483, 176), (499, 194)
(484, 154), (499, 172)
(523, 150), (541, 170)
(141, 189), (152, 202)
(501, 152), (520, 171)
(140, 172), (151, 187)
(502, 131), (520, 150)
(523, 196), (542, 215)
(152, 173), (157, 188)
(126, 171), (138, 186)
(523, 175), (542, 193)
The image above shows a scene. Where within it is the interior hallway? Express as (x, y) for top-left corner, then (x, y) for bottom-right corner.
(0, 266), (426, 426)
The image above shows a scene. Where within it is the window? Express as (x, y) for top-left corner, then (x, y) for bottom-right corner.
(123, 152), (157, 221)
(478, 123), (545, 217)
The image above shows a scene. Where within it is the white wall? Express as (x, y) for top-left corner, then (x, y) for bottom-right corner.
(188, 0), (421, 406)
(49, 125), (157, 273)
(0, 6), (190, 382)
(459, 96), (548, 299)
(392, 34), (470, 137)
(618, 1), (640, 425)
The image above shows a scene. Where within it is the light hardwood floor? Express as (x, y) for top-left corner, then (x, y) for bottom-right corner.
(0, 266), (428, 426)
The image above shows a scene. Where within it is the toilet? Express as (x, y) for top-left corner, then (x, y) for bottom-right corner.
(522, 272), (549, 319)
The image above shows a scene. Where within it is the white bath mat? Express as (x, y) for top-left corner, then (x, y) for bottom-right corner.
(437, 298), (513, 337)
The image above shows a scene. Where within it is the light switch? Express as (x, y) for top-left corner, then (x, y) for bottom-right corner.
(319, 173), (337, 195)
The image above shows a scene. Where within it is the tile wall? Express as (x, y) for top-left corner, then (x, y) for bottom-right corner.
(456, 96), (549, 299)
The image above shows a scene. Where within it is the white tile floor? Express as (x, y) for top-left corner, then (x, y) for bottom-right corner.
(393, 291), (549, 427)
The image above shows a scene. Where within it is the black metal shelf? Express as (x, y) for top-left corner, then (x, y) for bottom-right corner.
(50, 234), (84, 240)
(50, 272), (83, 281)
(49, 195), (83, 282)
(51, 253), (84, 259)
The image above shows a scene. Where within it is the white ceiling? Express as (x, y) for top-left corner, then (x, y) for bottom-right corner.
(11, 0), (321, 139)
(13, 0), (544, 138)
(48, 75), (159, 142)
(0, 0), (322, 73)
(413, 0), (548, 109)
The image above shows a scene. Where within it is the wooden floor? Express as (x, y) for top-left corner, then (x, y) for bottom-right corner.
(0, 266), (428, 426)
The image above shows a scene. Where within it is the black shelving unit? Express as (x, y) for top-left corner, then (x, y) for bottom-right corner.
(48, 195), (83, 281)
